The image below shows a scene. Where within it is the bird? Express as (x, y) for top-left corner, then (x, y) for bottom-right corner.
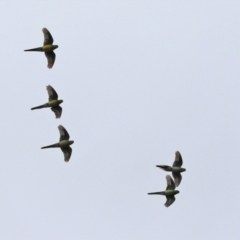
(156, 151), (186, 187)
(31, 85), (63, 119)
(41, 125), (74, 162)
(24, 28), (58, 69)
(148, 175), (179, 207)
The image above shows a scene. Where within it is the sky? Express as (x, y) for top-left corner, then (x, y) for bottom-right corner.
(0, 1), (239, 239)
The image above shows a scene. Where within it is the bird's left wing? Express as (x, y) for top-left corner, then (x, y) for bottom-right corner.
(45, 51), (56, 69)
(51, 106), (62, 119)
(166, 175), (175, 190)
(42, 28), (54, 45)
(172, 172), (182, 187)
(165, 196), (175, 207)
(61, 146), (72, 162)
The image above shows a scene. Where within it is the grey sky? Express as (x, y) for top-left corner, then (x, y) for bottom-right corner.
(0, 1), (239, 239)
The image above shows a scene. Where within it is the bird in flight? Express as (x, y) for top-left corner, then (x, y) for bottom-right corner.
(31, 85), (63, 119)
(156, 151), (186, 187)
(148, 175), (179, 207)
(41, 125), (74, 162)
(24, 28), (58, 69)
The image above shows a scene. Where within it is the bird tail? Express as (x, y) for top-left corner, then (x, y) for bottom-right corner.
(41, 143), (59, 149)
(24, 47), (43, 52)
(156, 165), (172, 171)
(148, 191), (165, 195)
(31, 103), (49, 110)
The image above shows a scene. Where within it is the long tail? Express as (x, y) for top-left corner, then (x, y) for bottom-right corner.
(156, 165), (172, 171)
(148, 191), (165, 195)
(24, 47), (43, 52)
(41, 143), (59, 149)
(31, 103), (49, 110)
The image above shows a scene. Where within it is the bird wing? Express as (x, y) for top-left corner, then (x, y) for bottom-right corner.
(165, 196), (175, 207)
(42, 28), (54, 45)
(58, 125), (70, 141)
(172, 151), (183, 167)
(45, 51), (56, 69)
(172, 172), (182, 187)
(166, 175), (175, 190)
(51, 106), (62, 119)
(61, 146), (72, 162)
(46, 85), (58, 101)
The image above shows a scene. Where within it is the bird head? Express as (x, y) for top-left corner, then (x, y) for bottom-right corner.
(69, 140), (74, 145)
(52, 45), (58, 50)
(58, 99), (63, 104)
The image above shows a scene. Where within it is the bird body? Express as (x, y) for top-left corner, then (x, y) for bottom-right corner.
(24, 28), (58, 68)
(49, 99), (63, 107)
(172, 166), (185, 173)
(148, 190), (179, 196)
(24, 45), (58, 52)
(41, 140), (74, 149)
(31, 86), (63, 118)
(43, 45), (58, 52)
(148, 175), (179, 207)
(156, 151), (186, 187)
(165, 190), (179, 196)
(59, 140), (74, 148)
(41, 125), (74, 162)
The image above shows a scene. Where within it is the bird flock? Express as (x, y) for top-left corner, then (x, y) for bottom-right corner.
(24, 28), (74, 162)
(24, 28), (185, 207)
(148, 151), (186, 207)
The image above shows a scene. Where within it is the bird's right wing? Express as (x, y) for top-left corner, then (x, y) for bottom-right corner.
(45, 51), (56, 69)
(42, 28), (54, 45)
(58, 125), (70, 141)
(61, 146), (72, 162)
(47, 85), (58, 101)
(165, 196), (175, 207)
(172, 151), (183, 167)
(166, 175), (175, 190)
(51, 106), (62, 119)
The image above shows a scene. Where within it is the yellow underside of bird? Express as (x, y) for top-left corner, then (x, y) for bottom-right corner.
(43, 45), (53, 52)
(49, 100), (60, 106)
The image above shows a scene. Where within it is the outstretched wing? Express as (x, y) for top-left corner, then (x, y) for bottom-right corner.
(172, 151), (183, 167)
(172, 172), (182, 187)
(45, 51), (56, 69)
(61, 147), (72, 162)
(51, 106), (62, 119)
(165, 196), (175, 207)
(46, 85), (58, 101)
(58, 125), (70, 141)
(166, 175), (175, 190)
(42, 28), (54, 45)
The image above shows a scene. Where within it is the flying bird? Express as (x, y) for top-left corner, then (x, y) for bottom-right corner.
(31, 85), (63, 118)
(41, 125), (74, 162)
(148, 175), (179, 207)
(156, 151), (186, 187)
(24, 28), (58, 68)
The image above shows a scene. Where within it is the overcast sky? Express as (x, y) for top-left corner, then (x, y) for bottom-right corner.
(0, 1), (240, 239)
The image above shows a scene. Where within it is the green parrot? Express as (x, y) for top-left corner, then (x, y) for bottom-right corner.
(148, 175), (179, 207)
(41, 125), (74, 162)
(24, 28), (58, 69)
(156, 151), (186, 187)
(31, 85), (63, 119)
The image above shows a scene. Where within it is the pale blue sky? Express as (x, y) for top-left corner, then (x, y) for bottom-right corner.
(0, 1), (240, 239)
